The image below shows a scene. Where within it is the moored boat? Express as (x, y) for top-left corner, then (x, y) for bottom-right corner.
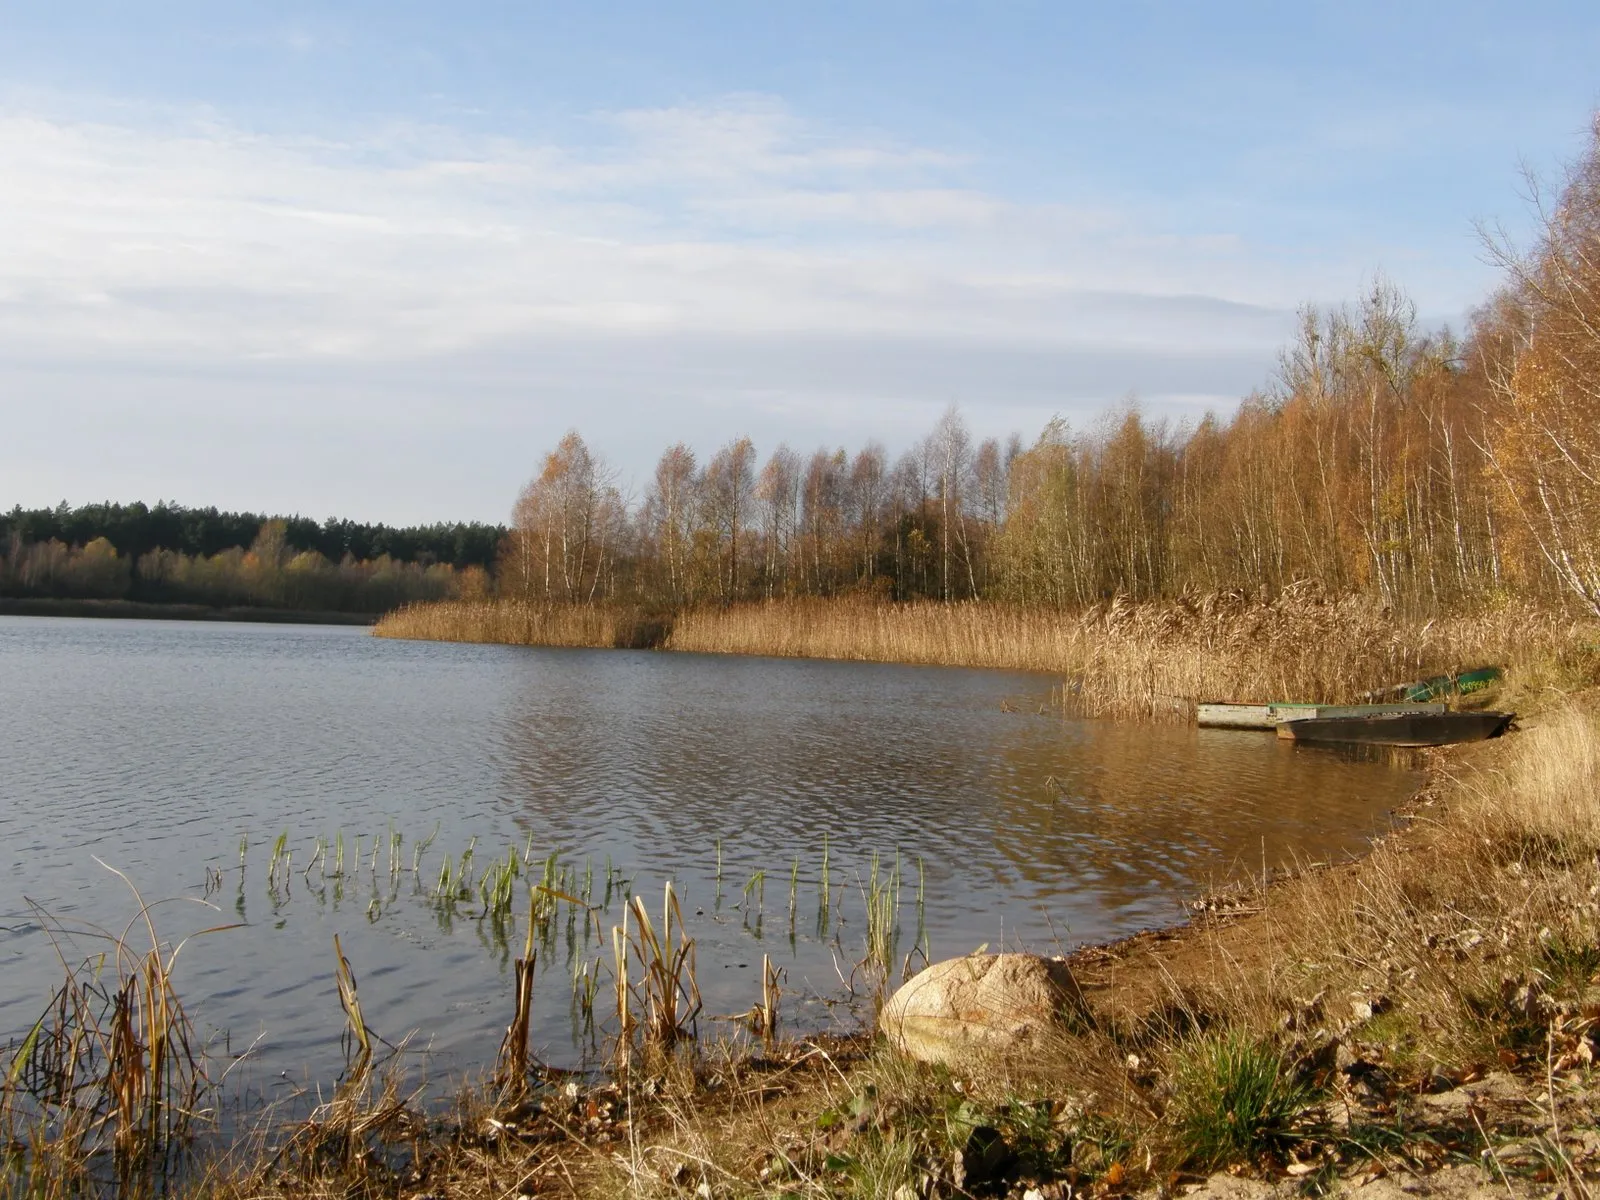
(1197, 701), (1445, 730)
(1276, 709), (1514, 747)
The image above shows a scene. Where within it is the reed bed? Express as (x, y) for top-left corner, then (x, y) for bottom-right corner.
(374, 599), (667, 649)
(375, 588), (1594, 718)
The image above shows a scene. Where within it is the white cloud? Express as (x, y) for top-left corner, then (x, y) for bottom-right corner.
(0, 92), (1378, 518)
(0, 95), (1313, 362)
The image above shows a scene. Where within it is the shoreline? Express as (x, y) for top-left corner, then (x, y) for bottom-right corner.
(8, 639), (1598, 1198)
(373, 595), (1579, 720)
(0, 596), (377, 625)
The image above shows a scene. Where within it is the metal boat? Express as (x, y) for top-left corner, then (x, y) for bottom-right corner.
(1276, 710), (1514, 747)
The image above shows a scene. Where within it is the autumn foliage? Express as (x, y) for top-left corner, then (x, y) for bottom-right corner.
(467, 120), (1600, 622)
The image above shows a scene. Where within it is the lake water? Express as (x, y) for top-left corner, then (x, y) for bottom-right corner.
(0, 616), (1419, 1098)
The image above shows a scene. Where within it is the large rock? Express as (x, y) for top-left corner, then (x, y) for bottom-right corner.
(880, 953), (1086, 1067)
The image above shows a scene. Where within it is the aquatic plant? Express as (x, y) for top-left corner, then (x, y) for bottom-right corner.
(862, 850), (901, 1003)
(331, 934), (371, 1082)
(741, 868), (765, 915)
(495, 897), (538, 1100)
(1, 864), (236, 1191)
(614, 882), (701, 1064)
(750, 953), (782, 1045)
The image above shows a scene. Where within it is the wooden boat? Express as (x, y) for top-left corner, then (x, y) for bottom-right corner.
(1276, 710), (1514, 747)
(1197, 701), (1445, 730)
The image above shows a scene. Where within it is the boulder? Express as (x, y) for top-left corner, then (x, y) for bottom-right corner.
(880, 952), (1086, 1067)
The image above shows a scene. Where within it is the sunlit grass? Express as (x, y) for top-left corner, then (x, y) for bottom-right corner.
(376, 592), (1588, 720)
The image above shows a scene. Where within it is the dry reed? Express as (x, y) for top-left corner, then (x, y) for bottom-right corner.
(1143, 690), (1600, 1116)
(375, 587), (1593, 719)
(374, 600), (668, 649)
(1, 866), (236, 1196)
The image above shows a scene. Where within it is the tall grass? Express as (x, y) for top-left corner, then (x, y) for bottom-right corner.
(1218, 692), (1600, 1083)
(1, 866), (235, 1194)
(374, 600), (669, 649)
(375, 588), (1590, 718)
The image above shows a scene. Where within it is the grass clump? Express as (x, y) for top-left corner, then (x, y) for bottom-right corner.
(1168, 1030), (1319, 1171)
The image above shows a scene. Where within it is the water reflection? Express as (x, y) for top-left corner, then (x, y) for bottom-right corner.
(488, 647), (1418, 952)
(0, 617), (1420, 1086)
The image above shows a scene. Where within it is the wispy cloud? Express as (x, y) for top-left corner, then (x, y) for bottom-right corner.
(0, 94), (1314, 366)
(0, 92), (1370, 519)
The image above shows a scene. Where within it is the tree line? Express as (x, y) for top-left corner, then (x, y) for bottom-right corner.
(0, 504), (500, 613)
(499, 119), (1600, 621)
(0, 501), (505, 569)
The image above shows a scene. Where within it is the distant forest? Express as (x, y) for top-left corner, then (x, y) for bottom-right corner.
(0, 502), (505, 614)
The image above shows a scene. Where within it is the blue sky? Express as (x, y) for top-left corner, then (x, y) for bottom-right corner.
(2, 2), (1597, 524)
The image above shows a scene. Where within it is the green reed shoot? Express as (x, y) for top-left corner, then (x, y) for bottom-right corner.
(266, 829), (294, 897)
(333, 828), (345, 877)
(304, 833), (327, 880)
(742, 869), (765, 914)
(789, 854), (799, 924)
(412, 822), (439, 878)
(863, 850), (901, 1001)
(817, 832), (831, 932)
(571, 954), (601, 1035)
(478, 846), (521, 920)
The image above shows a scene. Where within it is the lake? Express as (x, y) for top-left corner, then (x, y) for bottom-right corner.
(0, 616), (1419, 1098)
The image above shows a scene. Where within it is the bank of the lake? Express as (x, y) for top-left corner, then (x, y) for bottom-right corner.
(6, 616), (1598, 1198)
(180, 679), (1600, 1200)
(374, 593), (1584, 720)
(0, 596), (377, 624)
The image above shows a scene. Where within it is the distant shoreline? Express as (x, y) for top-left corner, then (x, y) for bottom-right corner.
(0, 597), (377, 625)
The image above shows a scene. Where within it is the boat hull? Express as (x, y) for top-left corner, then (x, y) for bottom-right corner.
(1197, 701), (1445, 730)
(1278, 710), (1514, 747)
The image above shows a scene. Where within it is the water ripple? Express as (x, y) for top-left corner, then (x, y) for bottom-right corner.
(0, 615), (1418, 1086)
